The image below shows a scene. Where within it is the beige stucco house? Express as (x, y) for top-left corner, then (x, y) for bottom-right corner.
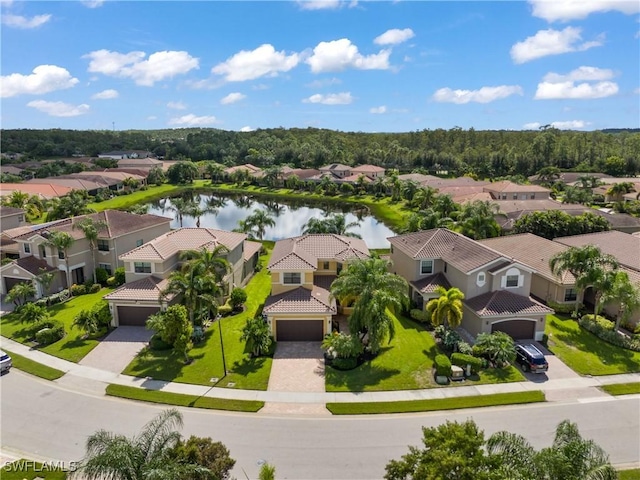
(483, 181), (551, 201)
(388, 229), (553, 341)
(350, 164), (386, 179)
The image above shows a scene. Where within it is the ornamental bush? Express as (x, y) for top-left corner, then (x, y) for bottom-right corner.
(410, 309), (429, 323)
(95, 267), (109, 286)
(114, 267), (126, 286)
(70, 284), (86, 296)
(89, 283), (101, 293)
(451, 353), (483, 374)
(579, 315), (640, 352)
(434, 354), (452, 377)
(34, 320), (65, 345)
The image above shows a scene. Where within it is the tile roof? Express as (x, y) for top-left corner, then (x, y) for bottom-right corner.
(1, 256), (57, 276)
(483, 181), (551, 194)
(465, 290), (554, 317)
(263, 277), (336, 314)
(26, 177), (105, 191)
(0, 206), (25, 217)
(351, 164), (385, 173)
(388, 228), (506, 274)
(480, 234), (575, 283)
(0, 165), (24, 176)
(320, 163), (352, 172)
(104, 275), (173, 302)
(120, 228), (247, 261)
(339, 174), (372, 183)
(398, 173), (439, 183)
(422, 177), (489, 189)
(554, 230), (640, 272)
(225, 164), (262, 174)
(117, 157), (162, 166)
(0, 183), (73, 199)
(494, 199), (585, 215)
(286, 168), (320, 179)
(453, 192), (494, 203)
(410, 273), (451, 294)
(75, 171), (146, 182)
(268, 234), (370, 270)
(243, 240), (262, 261)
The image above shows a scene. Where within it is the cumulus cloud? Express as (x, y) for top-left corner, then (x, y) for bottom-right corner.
(220, 92), (247, 105)
(81, 0), (104, 7)
(303, 92), (353, 105)
(168, 114), (218, 126)
(167, 101), (186, 110)
(529, 0), (639, 22)
(535, 81), (618, 99)
(374, 28), (415, 45)
(370, 105), (387, 114)
(91, 89), (118, 100)
(147, 115), (157, 120)
(2, 13), (51, 29)
(27, 100), (89, 117)
(1, 65), (78, 98)
(432, 85), (523, 104)
(84, 49), (199, 86)
(510, 27), (603, 64)
(240, 126), (255, 132)
(305, 77), (342, 88)
(542, 66), (614, 82)
(297, 0), (341, 9)
(524, 120), (591, 130)
(212, 44), (300, 82)
(306, 38), (391, 73)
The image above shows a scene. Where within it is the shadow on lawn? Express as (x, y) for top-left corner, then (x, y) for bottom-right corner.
(325, 362), (400, 391)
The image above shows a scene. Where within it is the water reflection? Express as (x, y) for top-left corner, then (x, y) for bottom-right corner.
(146, 193), (395, 248)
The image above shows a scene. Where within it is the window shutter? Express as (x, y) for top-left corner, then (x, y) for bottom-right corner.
(518, 274), (524, 287)
(500, 276), (506, 288)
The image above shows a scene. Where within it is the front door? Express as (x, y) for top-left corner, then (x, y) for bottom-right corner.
(73, 267), (85, 285)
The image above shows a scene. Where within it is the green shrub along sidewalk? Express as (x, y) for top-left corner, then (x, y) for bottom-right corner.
(327, 391), (546, 415)
(3, 350), (65, 380)
(105, 384), (264, 412)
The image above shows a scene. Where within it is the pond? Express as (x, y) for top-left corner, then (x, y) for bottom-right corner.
(146, 192), (396, 249)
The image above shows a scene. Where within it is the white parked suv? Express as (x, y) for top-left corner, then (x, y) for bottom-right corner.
(0, 350), (12, 373)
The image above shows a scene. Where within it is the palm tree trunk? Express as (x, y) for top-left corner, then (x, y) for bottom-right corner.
(65, 248), (72, 294)
(593, 292), (601, 318)
(91, 246), (97, 284)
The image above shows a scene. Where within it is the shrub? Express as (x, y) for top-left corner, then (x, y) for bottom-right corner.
(434, 354), (452, 377)
(191, 326), (205, 344)
(581, 314), (614, 331)
(451, 353), (483, 374)
(95, 267), (109, 286)
(217, 303), (233, 316)
(89, 283), (101, 293)
(456, 341), (474, 356)
(547, 300), (579, 315)
(35, 322), (65, 345)
(410, 309), (429, 323)
(322, 332), (363, 359)
(332, 357), (359, 370)
(34, 298), (48, 308)
(70, 284), (86, 296)
(441, 329), (462, 351)
(474, 332), (516, 367)
(579, 316), (640, 352)
(149, 334), (172, 351)
(229, 287), (247, 310)
(46, 290), (69, 305)
(114, 267), (126, 286)
(106, 276), (116, 286)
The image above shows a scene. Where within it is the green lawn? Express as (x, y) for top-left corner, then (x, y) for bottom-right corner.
(325, 314), (525, 392)
(545, 314), (640, 375)
(2, 460), (68, 479)
(3, 349), (65, 380)
(0, 288), (114, 363)
(619, 469), (640, 480)
(600, 382), (640, 396)
(122, 251), (273, 390)
(327, 391), (545, 415)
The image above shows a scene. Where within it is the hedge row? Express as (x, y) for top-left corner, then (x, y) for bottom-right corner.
(579, 316), (640, 352)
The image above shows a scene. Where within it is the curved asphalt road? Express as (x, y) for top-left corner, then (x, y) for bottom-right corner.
(1, 371), (639, 479)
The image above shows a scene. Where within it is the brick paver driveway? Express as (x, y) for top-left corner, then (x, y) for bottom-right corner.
(79, 327), (152, 374)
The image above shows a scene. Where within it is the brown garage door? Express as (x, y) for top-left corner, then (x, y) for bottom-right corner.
(491, 320), (535, 340)
(4, 277), (28, 294)
(276, 320), (324, 341)
(118, 306), (160, 327)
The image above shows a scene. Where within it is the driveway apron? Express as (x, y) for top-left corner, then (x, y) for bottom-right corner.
(79, 327), (152, 374)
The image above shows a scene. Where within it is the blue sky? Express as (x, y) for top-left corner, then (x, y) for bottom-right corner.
(1, 0), (639, 132)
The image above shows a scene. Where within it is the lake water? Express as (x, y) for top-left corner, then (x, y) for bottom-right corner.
(146, 193), (396, 248)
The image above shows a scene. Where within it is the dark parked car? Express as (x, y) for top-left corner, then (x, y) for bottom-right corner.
(515, 344), (548, 373)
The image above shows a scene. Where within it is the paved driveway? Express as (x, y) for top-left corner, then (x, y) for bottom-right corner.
(79, 327), (152, 374)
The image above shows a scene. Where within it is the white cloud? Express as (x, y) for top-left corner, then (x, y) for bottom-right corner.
(305, 77), (342, 88)
(27, 100), (89, 117)
(1, 65), (78, 98)
(374, 28), (415, 45)
(542, 66), (614, 82)
(306, 38), (391, 73)
(84, 49), (199, 86)
(212, 44), (300, 82)
(370, 105), (387, 114)
(524, 120), (591, 130)
(296, 0), (341, 10)
(1, 13), (51, 29)
(529, 0), (640, 22)
(252, 84), (270, 90)
(303, 92), (353, 105)
(535, 80), (618, 99)
(240, 126), (255, 132)
(91, 89), (118, 100)
(432, 85), (523, 104)
(147, 115), (157, 120)
(510, 27), (603, 64)
(220, 92), (247, 105)
(81, 0), (104, 7)
(634, 88), (640, 95)
(167, 101), (187, 110)
(168, 114), (218, 126)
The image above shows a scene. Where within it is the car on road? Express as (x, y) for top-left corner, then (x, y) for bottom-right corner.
(515, 344), (548, 374)
(1, 350), (12, 374)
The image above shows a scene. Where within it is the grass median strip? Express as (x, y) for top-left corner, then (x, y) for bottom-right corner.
(326, 391), (545, 415)
(105, 384), (264, 412)
(600, 382), (640, 396)
(4, 350), (65, 381)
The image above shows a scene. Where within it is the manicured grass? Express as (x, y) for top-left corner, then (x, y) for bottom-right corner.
(122, 251), (273, 390)
(0, 288), (114, 363)
(325, 314), (525, 392)
(2, 459), (68, 479)
(545, 314), (640, 375)
(3, 349), (65, 380)
(105, 384), (264, 412)
(327, 391), (545, 415)
(600, 382), (640, 396)
(618, 468), (640, 480)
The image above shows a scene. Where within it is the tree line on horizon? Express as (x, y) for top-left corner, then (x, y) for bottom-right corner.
(2, 127), (639, 177)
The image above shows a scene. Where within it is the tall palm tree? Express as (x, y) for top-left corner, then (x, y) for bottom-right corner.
(330, 257), (409, 354)
(598, 271), (640, 330)
(606, 182), (635, 202)
(73, 217), (108, 284)
(426, 286), (465, 330)
(411, 186), (437, 209)
(165, 196), (196, 227)
(45, 231), (75, 291)
(74, 409), (209, 480)
(302, 214), (361, 238)
(243, 210), (275, 240)
(206, 163), (225, 184)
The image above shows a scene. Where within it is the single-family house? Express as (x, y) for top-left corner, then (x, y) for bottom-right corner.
(225, 164), (262, 177)
(483, 181), (551, 201)
(388, 229), (553, 341)
(0, 206), (27, 230)
(0, 183), (73, 200)
(319, 164), (352, 179)
(117, 157), (163, 169)
(98, 150), (154, 160)
(350, 164), (386, 179)
(263, 234), (370, 341)
(106, 228), (261, 326)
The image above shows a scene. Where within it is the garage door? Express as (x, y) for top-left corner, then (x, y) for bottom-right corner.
(117, 306), (160, 327)
(5, 277), (28, 294)
(491, 320), (535, 340)
(276, 320), (324, 341)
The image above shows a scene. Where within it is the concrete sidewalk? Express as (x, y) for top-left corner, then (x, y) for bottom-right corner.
(2, 336), (639, 405)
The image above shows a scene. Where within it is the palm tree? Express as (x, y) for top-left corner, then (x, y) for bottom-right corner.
(6, 281), (36, 307)
(456, 201), (502, 240)
(244, 210), (275, 240)
(606, 182), (635, 202)
(432, 194), (459, 218)
(73, 217), (108, 284)
(165, 196), (196, 227)
(330, 257), (409, 354)
(74, 409), (210, 480)
(181, 245), (231, 284)
(45, 231), (75, 291)
(302, 214), (361, 238)
(426, 286), (465, 330)
(598, 270), (640, 330)
(411, 186), (437, 209)
(206, 163), (225, 184)
(535, 166), (561, 185)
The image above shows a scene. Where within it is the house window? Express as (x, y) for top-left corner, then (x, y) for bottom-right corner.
(506, 275), (519, 288)
(420, 259), (433, 275)
(390, 245), (394, 254)
(99, 263), (112, 275)
(477, 272), (486, 287)
(134, 262), (151, 273)
(323, 261), (330, 270)
(58, 250), (65, 259)
(444, 262), (448, 273)
(24, 243), (31, 254)
(283, 272), (301, 284)
(500, 193), (507, 200)
(513, 193), (518, 200)
(97, 239), (109, 251)
(564, 288), (577, 302)
(136, 239), (144, 247)
(40, 246), (46, 258)
(18, 215), (24, 222)
(530, 194), (536, 200)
